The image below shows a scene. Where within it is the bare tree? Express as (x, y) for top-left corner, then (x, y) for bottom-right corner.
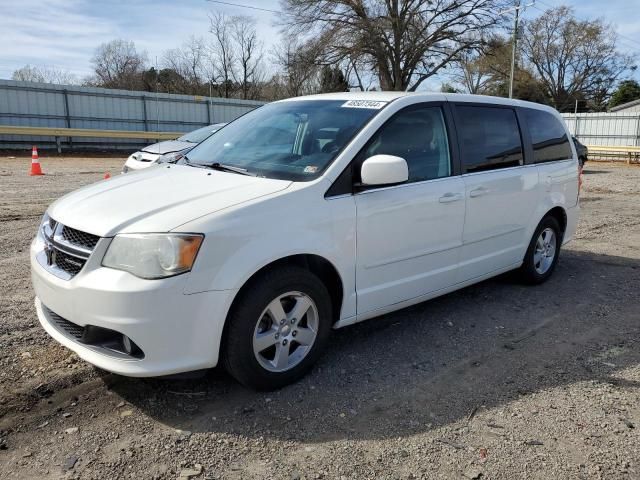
(279, 0), (506, 91)
(209, 12), (236, 98)
(451, 37), (520, 94)
(272, 35), (323, 97)
(343, 54), (377, 91)
(12, 65), (78, 85)
(89, 39), (147, 89)
(521, 6), (635, 111)
(162, 36), (208, 94)
(451, 49), (495, 94)
(229, 16), (264, 99)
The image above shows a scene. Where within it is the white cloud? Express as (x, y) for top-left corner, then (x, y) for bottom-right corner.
(0, 0), (117, 77)
(1, 0), (635, 84)
(0, 0), (281, 79)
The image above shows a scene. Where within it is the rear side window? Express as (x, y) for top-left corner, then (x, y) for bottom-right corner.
(456, 106), (523, 173)
(523, 109), (573, 163)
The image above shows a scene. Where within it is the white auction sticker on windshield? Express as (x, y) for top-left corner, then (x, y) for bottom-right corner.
(341, 100), (387, 109)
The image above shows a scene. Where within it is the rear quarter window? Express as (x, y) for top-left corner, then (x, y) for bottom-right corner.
(523, 109), (573, 163)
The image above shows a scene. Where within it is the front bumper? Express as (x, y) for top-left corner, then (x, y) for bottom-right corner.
(31, 238), (236, 377)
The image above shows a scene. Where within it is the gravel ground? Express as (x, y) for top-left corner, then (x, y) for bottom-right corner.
(1, 155), (639, 480)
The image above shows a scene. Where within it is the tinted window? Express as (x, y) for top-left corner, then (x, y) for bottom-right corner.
(456, 106), (523, 173)
(524, 109), (573, 163)
(357, 106), (451, 183)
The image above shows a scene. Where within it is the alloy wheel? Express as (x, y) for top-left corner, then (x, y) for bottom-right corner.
(533, 227), (557, 274)
(252, 291), (319, 372)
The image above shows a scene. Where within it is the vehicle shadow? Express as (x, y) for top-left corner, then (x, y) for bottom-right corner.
(104, 248), (640, 442)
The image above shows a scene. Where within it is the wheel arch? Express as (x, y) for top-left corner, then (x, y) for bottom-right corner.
(224, 254), (344, 331)
(521, 205), (568, 266)
(545, 206), (567, 238)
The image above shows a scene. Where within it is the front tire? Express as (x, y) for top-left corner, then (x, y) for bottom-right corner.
(222, 266), (332, 390)
(518, 216), (562, 284)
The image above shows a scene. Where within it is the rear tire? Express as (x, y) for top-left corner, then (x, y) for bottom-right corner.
(222, 266), (332, 390)
(518, 216), (562, 285)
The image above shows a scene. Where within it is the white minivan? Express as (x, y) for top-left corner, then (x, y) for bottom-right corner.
(31, 93), (579, 389)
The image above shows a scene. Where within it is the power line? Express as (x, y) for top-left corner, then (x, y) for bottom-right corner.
(534, 0), (553, 8)
(205, 0), (281, 14)
(613, 34), (640, 49)
(530, 0), (640, 49)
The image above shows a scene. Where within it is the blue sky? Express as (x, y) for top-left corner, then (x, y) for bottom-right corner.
(0, 0), (638, 86)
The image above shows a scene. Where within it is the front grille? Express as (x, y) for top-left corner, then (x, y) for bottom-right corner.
(54, 250), (86, 276)
(61, 226), (99, 250)
(40, 218), (101, 279)
(48, 308), (85, 339)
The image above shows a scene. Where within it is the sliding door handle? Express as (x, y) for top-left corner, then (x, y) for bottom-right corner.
(439, 192), (463, 203)
(469, 186), (490, 198)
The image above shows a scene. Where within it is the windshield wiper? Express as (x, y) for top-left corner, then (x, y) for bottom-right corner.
(208, 162), (255, 176)
(183, 156), (254, 176)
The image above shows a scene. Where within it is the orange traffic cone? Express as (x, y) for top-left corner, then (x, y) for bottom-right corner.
(29, 146), (44, 176)
(103, 172), (111, 180)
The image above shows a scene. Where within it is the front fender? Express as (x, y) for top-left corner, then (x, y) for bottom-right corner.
(179, 184), (357, 319)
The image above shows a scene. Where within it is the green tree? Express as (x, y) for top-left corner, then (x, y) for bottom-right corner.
(440, 83), (459, 93)
(320, 66), (348, 92)
(608, 80), (640, 109)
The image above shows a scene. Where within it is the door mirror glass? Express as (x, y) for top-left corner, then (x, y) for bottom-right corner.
(360, 154), (408, 186)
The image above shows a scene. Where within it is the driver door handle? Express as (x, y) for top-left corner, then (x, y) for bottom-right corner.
(439, 192), (463, 203)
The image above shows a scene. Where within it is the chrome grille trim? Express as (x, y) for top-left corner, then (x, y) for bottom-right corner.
(39, 218), (101, 279)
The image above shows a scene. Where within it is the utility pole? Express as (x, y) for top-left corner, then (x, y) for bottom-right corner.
(508, 1), (521, 99)
(500, 1), (534, 99)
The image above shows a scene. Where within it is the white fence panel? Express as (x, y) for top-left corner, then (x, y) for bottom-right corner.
(561, 112), (640, 147)
(0, 79), (265, 151)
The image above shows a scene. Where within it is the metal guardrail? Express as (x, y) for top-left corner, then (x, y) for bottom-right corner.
(0, 125), (182, 153)
(0, 125), (181, 139)
(585, 145), (640, 164)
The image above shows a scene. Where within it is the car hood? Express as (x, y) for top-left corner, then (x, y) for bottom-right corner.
(141, 140), (193, 155)
(48, 165), (292, 237)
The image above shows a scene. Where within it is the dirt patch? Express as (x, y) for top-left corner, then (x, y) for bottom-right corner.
(1, 155), (639, 479)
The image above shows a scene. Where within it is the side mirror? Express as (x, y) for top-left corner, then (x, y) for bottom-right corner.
(360, 154), (408, 186)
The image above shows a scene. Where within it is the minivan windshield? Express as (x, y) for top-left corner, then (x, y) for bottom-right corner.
(184, 100), (382, 181)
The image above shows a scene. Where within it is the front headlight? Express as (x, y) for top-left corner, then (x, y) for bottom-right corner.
(102, 233), (204, 279)
(37, 212), (50, 239)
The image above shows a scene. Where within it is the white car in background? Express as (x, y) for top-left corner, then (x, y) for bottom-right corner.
(32, 92), (579, 390)
(122, 123), (226, 172)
